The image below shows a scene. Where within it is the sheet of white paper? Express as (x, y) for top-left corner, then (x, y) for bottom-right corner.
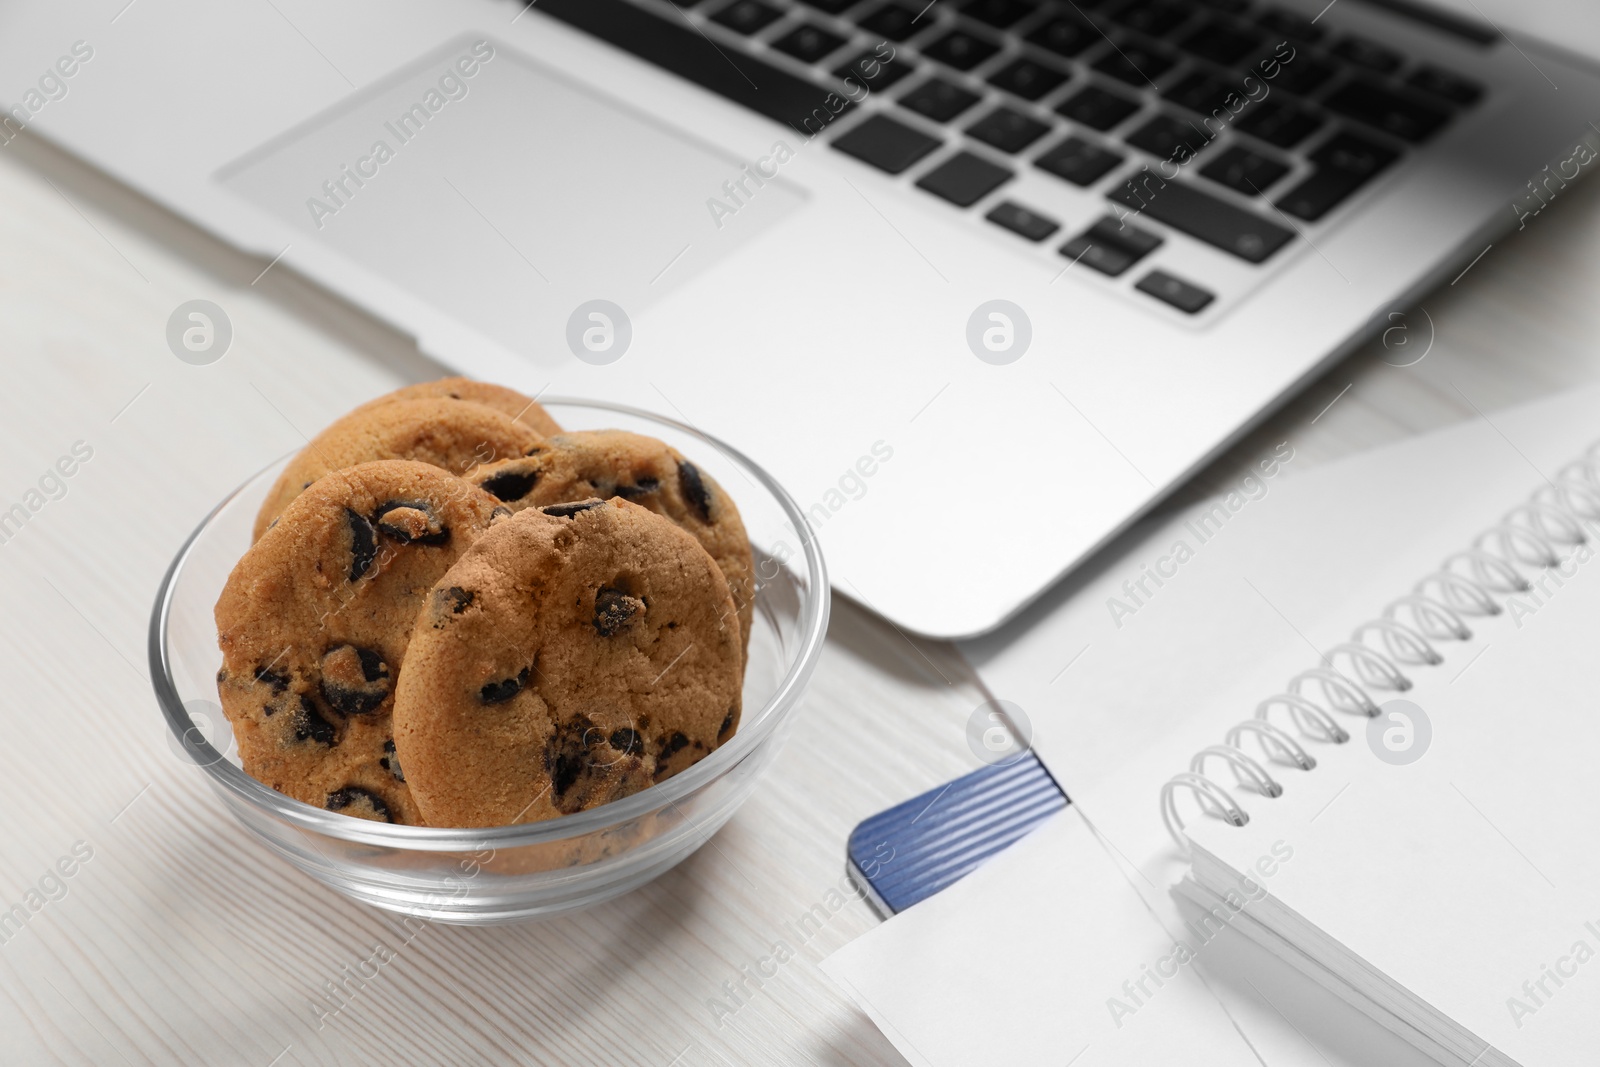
(824, 383), (1600, 1067)
(823, 807), (1297, 1067)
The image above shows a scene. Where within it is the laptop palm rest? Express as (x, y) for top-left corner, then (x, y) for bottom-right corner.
(216, 36), (806, 363)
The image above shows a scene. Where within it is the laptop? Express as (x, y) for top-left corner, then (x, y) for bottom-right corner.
(5, 0), (1598, 638)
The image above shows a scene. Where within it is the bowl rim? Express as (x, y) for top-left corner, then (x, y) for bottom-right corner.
(149, 395), (829, 851)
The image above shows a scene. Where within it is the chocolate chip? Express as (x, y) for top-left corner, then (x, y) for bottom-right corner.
(430, 585), (476, 630)
(593, 586), (644, 637)
(319, 645), (391, 716)
(354, 649), (386, 680)
(346, 508), (378, 581)
(718, 709), (736, 741)
(613, 477), (660, 500)
(479, 678), (519, 704)
(479, 666), (531, 705)
(373, 500), (450, 546)
(541, 500), (604, 519)
(479, 468), (538, 501)
(546, 717), (599, 808)
(652, 731), (693, 781)
(292, 696), (337, 746)
(380, 739), (405, 782)
(325, 787), (392, 823)
(551, 749), (585, 799)
(543, 717), (652, 811)
(254, 666), (289, 694)
(677, 461), (713, 522)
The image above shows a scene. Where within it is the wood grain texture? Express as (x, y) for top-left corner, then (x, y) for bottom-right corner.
(2, 114), (1598, 1066)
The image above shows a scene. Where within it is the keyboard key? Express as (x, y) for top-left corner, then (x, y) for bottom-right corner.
(900, 78), (982, 122)
(1110, 0), (1192, 37)
(1093, 42), (1176, 86)
(772, 23), (849, 62)
(1091, 214), (1162, 255)
(857, 2), (925, 42)
(1163, 72), (1234, 115)
(1060, 216), (1163, 276)
(797, 0), (858, 11)
(1275, 130), (1397, 220)
(987, 200), (1060, 241)
(1107, 174), (1294, 262)
(1199, 145), (1289, 195)
(540, 0), (853, 132)
(1323, 79), (1449, 141)
(832, 113), (942, 173)
(1035, 136), (1124, 185)
(1311, 130), (1397, 175)
(959, 0), (1037, 29)
(923, 29), (1000, 70)
(711, 0), (784, 34)
(1057, 84), (1141, 130)
(1062, 238), (1134, 275)
(1125, 113), (1212, 160)
(966, 106), (1052, 152)
(1179, 18), (1264, 65)
(1234, 99), (1322, 147)
(1026, 16), (1097, 58)
(1271, 53), (1336, 95)
(1257, 8), (1323, 43)
(835, 48), (915, 92)
(988, 57), (1070, 101)
(1331, 35), (1402, 74)
(1407, 65), (1483, 106)
(1137, 270), (1215, 313)
(916, 151), (1014, 205)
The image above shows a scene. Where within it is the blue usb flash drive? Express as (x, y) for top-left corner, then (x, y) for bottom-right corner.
(845, 751), (1069, 917)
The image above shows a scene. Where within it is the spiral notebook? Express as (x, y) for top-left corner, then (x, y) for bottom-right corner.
(825, 382), (1600, 1067)
(1170, 451), (1600, 1065)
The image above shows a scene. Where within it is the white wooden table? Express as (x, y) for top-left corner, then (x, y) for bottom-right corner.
(4, 124), (1600, 1066)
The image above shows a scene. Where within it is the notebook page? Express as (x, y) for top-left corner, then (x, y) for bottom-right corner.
(1187, 526), (1600, 1065)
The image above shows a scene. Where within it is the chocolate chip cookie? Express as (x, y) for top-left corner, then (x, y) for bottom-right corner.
(216, 460), (506, 824)
(392, 498), (743, 828)
(352, 376), (561, 438)
(253, 397), (545, 540)
(466, 430), (755, 651)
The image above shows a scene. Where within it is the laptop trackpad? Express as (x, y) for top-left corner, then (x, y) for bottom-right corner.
(218, 36), (805, 361)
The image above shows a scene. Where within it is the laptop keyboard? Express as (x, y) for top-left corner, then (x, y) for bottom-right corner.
(534, 0), (1486, 316)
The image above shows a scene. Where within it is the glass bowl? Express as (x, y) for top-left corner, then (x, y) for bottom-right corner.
(149, 398), (828, 924)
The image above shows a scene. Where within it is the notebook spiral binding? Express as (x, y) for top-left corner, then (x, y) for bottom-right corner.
(1161, 450), (1600, 852)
